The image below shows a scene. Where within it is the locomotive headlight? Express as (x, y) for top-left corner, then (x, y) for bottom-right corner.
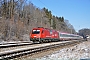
(34, 36), (36, 37)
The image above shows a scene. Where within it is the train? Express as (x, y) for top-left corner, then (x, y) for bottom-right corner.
(30, 27), (82, 43)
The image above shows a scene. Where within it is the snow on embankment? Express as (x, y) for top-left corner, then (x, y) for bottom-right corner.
(41, 41), (90, 60)
(0, 33), (31, 43)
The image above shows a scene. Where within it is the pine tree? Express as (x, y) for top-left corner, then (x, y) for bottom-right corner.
(61, 16), (64, 22)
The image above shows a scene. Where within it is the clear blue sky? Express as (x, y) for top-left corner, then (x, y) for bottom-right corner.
(30, 0), (90, 32)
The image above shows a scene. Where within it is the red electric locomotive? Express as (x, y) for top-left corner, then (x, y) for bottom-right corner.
(30, 27), (59, 43)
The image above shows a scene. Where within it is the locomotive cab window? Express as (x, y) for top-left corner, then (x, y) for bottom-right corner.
(32, 30), (40, 34)
(42, 30), (44, 33)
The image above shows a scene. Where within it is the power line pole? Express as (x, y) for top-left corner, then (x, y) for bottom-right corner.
(41, 14), (43, 27)
(51, 19), (53, 29)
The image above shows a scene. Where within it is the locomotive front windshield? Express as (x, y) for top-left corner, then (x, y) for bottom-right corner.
(32, 30), (40, 34)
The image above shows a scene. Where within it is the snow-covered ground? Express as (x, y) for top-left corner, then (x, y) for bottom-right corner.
(39, 40), (90, 60)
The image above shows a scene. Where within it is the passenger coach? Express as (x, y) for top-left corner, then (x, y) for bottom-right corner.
(58, 32), (81, 40)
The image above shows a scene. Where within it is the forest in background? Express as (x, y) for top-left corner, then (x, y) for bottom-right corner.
(79, 28), (90, 36)
(0, 0), (76, 41)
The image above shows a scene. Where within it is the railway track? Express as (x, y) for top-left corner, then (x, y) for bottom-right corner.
(0, 40), (85, 60)
(0, 41), (33, 48)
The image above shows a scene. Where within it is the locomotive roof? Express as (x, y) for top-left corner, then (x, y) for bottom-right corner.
(33, 27), (52, 30)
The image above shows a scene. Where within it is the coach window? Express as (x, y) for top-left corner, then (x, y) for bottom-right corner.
(60, 34), (64, 37)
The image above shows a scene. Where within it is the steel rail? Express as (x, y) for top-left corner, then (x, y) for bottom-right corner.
(0, 42), (33, 48)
